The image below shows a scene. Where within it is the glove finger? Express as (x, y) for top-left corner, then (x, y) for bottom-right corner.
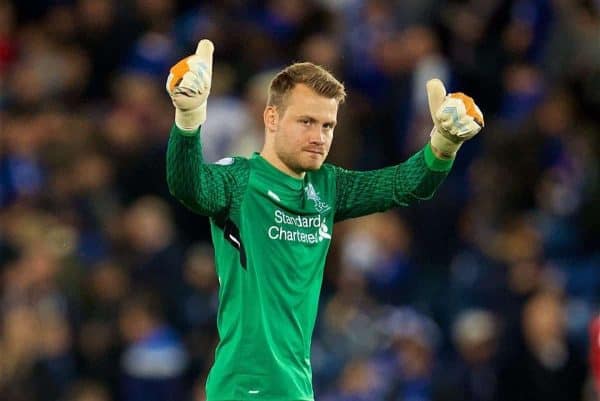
(187, 58), (211, 85)
(195, 39), (214, 77)
(167, 57), (193, 93)
(172, 92), (204, 111)
(166, 72), (174, 94)
(176, 71), (202, 93)
(426, 79), (447, 123)
(456, 119), (482, 138)
(448, 92), (484, 127)
(474, 103), (484, 127)
(437, 96), (465, 123)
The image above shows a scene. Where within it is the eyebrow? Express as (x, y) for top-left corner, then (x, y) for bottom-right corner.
(298, 115), (337, 126)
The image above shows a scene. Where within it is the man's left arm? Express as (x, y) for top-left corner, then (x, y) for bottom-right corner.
(332, 143), (452, 221)
(333, 79), (484, 222)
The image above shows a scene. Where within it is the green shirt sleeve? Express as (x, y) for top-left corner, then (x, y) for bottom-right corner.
(166, 124), (248, 220)
(333, 143), (453, 222)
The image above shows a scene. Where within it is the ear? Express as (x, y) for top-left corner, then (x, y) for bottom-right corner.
(264, 106), (279, 132)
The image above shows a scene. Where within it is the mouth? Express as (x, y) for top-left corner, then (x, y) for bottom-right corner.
(304, 149), (324, 156)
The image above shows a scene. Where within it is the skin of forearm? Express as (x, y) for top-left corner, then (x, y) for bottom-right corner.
(430, 141), (455, 160)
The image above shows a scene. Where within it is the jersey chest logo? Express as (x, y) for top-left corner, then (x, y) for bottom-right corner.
(268, 209), (331, 244)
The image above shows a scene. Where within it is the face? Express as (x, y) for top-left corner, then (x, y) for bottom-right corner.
(264, 84), (338, 176)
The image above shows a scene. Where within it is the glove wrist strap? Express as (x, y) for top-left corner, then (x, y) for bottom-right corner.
(430, 127), (462, 158)
(175, 104), (206, 131)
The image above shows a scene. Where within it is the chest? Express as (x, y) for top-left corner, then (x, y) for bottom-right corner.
(237, 172), (335, 275)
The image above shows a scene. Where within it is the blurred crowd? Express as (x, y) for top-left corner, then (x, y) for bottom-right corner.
(0, 0), (599, 400)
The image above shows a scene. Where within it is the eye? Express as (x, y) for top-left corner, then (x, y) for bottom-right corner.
(299, 119), (311, 126)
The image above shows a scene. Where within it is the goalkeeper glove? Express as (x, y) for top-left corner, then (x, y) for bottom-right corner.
(426, 79), (484, 158)
(166, 39), (214, 131)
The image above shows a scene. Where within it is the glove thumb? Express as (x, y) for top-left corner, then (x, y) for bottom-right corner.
(426, 78), (447, 124)
(195, 39), (214, 77)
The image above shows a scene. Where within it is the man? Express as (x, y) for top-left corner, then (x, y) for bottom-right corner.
(165, 39), (483, 401)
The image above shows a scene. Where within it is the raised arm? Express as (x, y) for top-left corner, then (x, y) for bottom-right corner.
(167, 125), (243, 218)
(165, 39), (246, 218)
(333, 144), (452, 221)
(334, 79), (484, 222)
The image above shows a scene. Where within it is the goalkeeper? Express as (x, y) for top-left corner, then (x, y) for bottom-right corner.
(166, 39), (484, 401)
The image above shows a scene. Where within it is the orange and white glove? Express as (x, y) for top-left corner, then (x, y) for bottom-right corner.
(426, 79), (484, 158)
(166, 39), (214, 131)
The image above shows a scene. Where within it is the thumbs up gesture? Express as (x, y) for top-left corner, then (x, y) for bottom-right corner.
(166, 39), (214, 131)
(426, 79), (484, 158)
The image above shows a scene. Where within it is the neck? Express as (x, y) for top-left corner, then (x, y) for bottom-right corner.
(259, 146), (305, 179)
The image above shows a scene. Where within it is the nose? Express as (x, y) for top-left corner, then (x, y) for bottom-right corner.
(309, 128), (326, 145)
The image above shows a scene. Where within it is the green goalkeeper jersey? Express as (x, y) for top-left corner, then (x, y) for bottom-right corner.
(166, 125), (453, 401)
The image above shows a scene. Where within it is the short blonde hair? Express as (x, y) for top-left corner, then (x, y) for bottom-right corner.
(267, 62), (346, 111)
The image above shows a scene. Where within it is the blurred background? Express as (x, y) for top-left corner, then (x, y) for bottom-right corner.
(0, 0), (599, 400)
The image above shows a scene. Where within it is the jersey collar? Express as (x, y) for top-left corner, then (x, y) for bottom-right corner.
(251, 153), (306, 191)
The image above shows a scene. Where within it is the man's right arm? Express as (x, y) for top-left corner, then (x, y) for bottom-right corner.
(166, 39), (241, 218)
(166, 124), (237, 218)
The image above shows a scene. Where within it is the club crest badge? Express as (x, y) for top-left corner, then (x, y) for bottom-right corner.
(305, 183), (331, 213)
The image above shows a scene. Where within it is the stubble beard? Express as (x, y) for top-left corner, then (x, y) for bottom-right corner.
(277, 147), (323, 175)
